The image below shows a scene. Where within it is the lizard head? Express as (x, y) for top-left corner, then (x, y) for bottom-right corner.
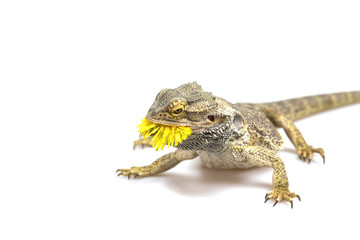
(144, 82), (234, 151)
(146, 82), (218, 126)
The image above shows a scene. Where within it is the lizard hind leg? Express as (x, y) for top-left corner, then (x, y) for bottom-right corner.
(264, 109), (325, 163)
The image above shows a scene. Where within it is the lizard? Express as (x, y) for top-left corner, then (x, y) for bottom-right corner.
(116, 82), (360, 208)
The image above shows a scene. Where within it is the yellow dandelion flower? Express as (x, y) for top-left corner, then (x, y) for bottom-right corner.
(137, 118), (192, 151)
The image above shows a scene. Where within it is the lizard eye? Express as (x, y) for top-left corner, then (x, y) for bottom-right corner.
(171, 105), (185, 116)
(174, 108), (183, 114)
(169, 100), (186, 117)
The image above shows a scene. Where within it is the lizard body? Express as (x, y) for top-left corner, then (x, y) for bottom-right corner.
(117, 82), (360, 207)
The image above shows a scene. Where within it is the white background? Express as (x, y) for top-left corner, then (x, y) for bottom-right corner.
(1, 1), (360, 239)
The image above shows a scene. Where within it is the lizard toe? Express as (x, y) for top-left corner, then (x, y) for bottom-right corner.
(265, 188), (301, 209)
(297, 145), (325, 164)
(116, 167), (150, 179)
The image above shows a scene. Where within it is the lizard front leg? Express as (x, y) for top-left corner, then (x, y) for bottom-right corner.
(264, 109), (325, 163)
(117, 149), (198, 178)
(133, 136), (154, 150)
(243, 146), (301, 208)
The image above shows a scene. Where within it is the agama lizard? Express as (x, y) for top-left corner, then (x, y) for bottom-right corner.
(117, 82), (360, 208)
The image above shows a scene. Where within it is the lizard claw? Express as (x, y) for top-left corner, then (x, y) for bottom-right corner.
(116, 167), (150, 179)
(297, 145), (325, 164)
(264, 189), (301, 209)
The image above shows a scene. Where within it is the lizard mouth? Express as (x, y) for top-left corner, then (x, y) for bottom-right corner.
(137, 118), (192, 151)
(144, 116), (205, 132)
(147, 126), (202, 136)
(189, 126), (205, 132)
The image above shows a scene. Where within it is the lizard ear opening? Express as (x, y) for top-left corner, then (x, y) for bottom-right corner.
(207, 115), (215, 122)
(233, 114), (242, 131)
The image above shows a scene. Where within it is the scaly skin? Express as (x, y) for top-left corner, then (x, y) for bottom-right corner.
(117, 82), (360, 208)
(117, 149), (198, 178)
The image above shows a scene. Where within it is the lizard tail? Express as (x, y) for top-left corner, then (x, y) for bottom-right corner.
(262, 91), (360, 121)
